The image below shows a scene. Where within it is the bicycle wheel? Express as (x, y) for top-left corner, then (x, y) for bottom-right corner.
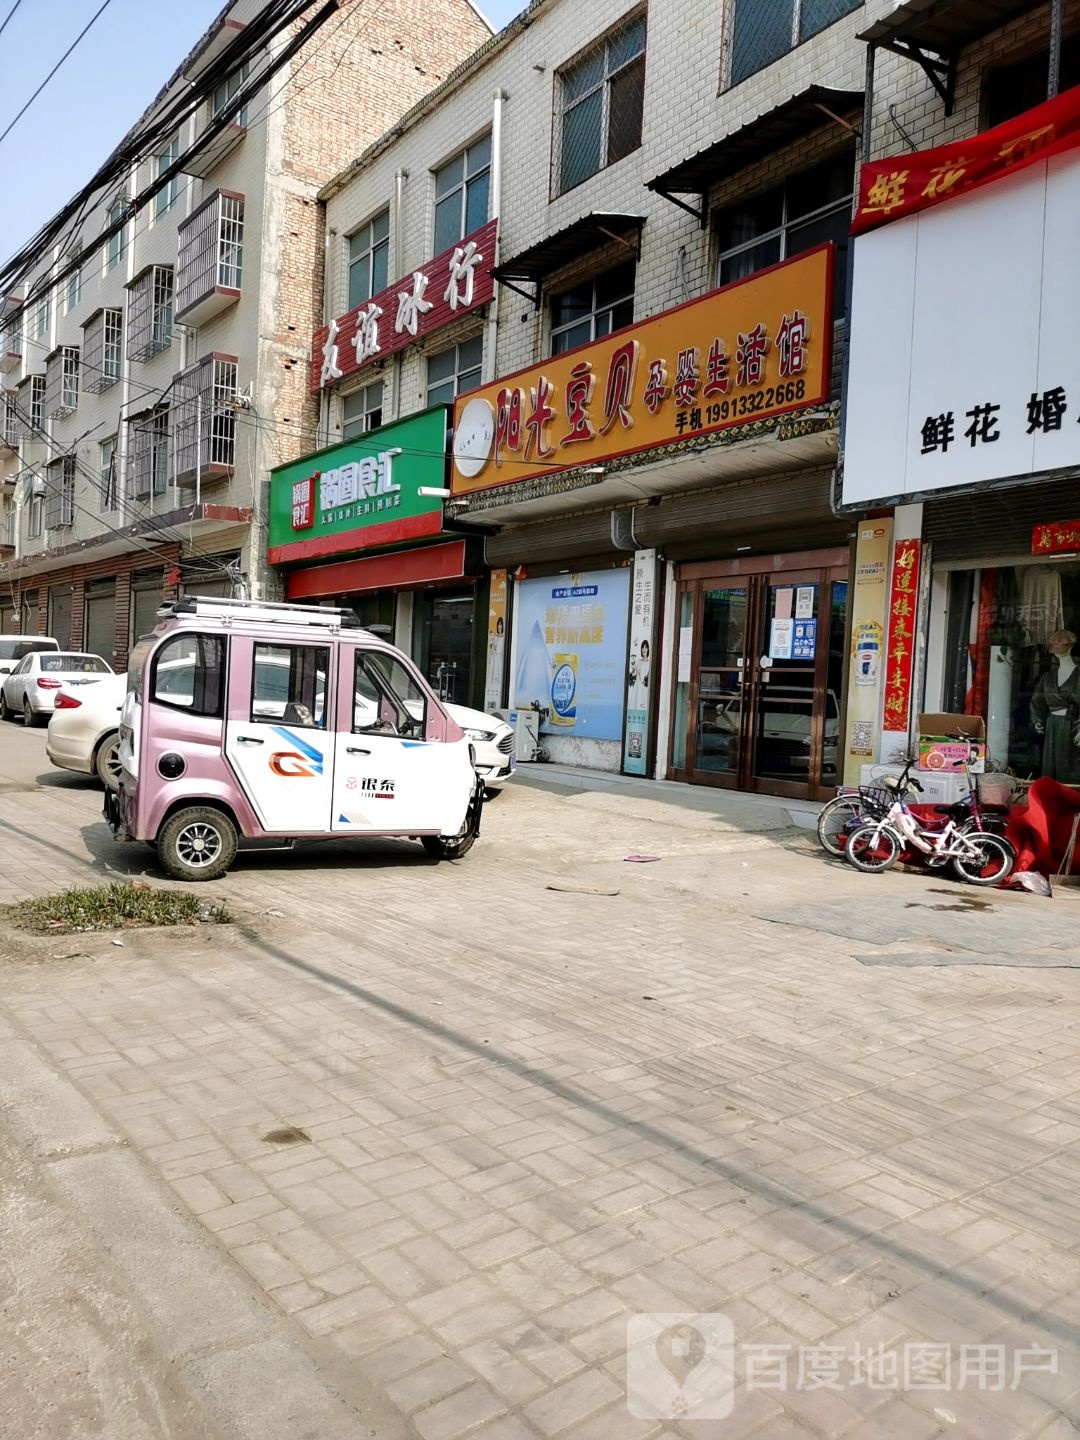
(816, 795), (862, 856)
(846, 825), (901, 873)
(951, 833), (1015, 887)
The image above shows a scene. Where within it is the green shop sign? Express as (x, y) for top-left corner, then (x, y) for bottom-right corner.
(267, 405), (448, 565)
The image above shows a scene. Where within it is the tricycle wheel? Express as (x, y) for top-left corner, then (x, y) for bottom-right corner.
(157, 806), (237, 882)
(421, 831), (476, 861)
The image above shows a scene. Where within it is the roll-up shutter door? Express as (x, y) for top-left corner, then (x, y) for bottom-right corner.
(84, 582), (116, 664)
(924, 475), (1080, 563)
(485, 510), (616, 567)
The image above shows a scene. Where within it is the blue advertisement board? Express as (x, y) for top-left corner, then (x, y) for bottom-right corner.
(512, 569), (631, 740)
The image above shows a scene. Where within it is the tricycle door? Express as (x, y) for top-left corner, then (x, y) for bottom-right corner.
(331, 643), (473, 835)
(223, 637), (334, 833)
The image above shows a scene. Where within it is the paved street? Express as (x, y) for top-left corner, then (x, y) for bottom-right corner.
(1, 722), (1079, 1439)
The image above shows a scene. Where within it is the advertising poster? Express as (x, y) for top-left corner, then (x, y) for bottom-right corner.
(843, 519), (893, 781)
(484, 570), (508, 710)
(623, 549), (659, 775)
(512, 569), (631, 740)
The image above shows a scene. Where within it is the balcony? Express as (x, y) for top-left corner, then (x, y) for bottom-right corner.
(44, 457), (75, 530)
(174, 353), (238, 487)
(127, 265), (174, 362)
(43, 346), (80, 421)
(176, 190), (244, 327)
(82, 308), (123, 394)
(0, 326), (20, 374)
(126, 406), (171, 502)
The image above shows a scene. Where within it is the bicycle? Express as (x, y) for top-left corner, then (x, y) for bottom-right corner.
(845, 737), (1015, 886)
(816, 756), (924, 856)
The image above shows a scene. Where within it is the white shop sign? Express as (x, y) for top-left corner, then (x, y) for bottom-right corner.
(843, 150), (1080, 506)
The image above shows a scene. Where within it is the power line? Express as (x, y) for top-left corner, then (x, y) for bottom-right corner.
(0, 0), (24, 42)
(0, 0), (115, 150)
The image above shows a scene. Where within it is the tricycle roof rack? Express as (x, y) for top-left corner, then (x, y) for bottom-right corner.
(159, 596), (366, 629)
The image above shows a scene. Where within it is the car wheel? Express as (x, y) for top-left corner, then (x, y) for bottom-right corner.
(95, 732), (122, 792)
(23, 697), (38, 728)
(420, 785), (482, 861)
(0, 691), (9, 722)
(157, 807), (238, 882)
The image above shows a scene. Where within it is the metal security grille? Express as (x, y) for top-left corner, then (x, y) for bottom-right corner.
(16, 376), (44, 438)
(728, 0), (860, 86)
(173, 355), (237, 482)
(82, 308), (123, 393)
(557, 11), (646, 196)
(43, 346), (79, 420)
(176, 192), (244, 317)
(127, 266), (174, 362)
(2, 391), (18, 448)
(44, 456), (75, 529)
(126, 407), (170, 500)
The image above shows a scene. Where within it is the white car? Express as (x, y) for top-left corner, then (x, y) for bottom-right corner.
(0, 650), (113, 726)
(46, 673), (126, 789)
(450, 702), (515, 793)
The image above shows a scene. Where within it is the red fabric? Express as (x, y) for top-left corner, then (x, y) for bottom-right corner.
(851, 85), (1080, 236)
(968, 569), (996, 722)
(1005, 778), (1080, 876)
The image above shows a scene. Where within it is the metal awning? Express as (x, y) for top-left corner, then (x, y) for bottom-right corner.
(859, 0), (1042, 112)
(491, 213), (645, 305)
(646, 87), (863, 224)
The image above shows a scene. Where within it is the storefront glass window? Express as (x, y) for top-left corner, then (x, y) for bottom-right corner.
(416, 591), (474, 705)
(941, 562), (1080, 784)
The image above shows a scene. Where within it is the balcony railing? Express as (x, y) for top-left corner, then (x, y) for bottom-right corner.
(176, 191), (244, 327)
(127, 265), (174, 362)
(126, 406), (171, 501)
(174, 353), (237, 486)
(2, 392), (18, 449)
(82, 308), (123, 394)
(44, 457), (75, 530)
(43, 346), (79, 420)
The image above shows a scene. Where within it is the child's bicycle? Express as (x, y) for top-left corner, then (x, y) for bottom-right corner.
(816, 756), (924, 856)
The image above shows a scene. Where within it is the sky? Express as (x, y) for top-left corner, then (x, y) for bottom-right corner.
(0, 0), (524, 270)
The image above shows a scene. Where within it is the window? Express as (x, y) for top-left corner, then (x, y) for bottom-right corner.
(155, 134), (180, 217)
(984, 38), (1080, 127)
(347, 211), (389, 310)
(551, 261), (635, 355)
(151, 633), (226, 716)
(176, 191), (244, 321)
(82, 308), (123, 393)
(715, 152), (853, 318)
(43, 346), (80, 420)
(44, 456), (75, 529)
(728, 0), (861, 87)
(28, 493), (43, 539)
(105, 197), (127, 272)
(558, 14), (645, 195)
(252, 644), (328, 727)
(342, 382), (383, 440)
(34, 297), (49, 340)
(127, 406), (170, 498)
(212, 64), (248, 126)
(3, 392), (18, 447)
(426, 334), (483, 407)
(127, 265), (174, 360)
(434, 137), (491, 254)
(354, 650), (427, 737)
(99, 437), (117, 511)
(173, 355), (237, 480)
(29, 375), (44, 431)
(65, 250), (82, 314)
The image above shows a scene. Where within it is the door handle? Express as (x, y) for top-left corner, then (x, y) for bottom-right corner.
(346, 746), (371, 755)
(237, 735), (264, 745)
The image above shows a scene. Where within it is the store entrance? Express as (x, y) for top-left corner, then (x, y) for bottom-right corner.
(670, 551), (849, 801)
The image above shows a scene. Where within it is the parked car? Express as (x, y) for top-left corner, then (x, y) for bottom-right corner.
(46, 673), (125, 789)
(449, 703), (515, 794)
(0, 636), (60, 680)
(0, 651), (113, 726)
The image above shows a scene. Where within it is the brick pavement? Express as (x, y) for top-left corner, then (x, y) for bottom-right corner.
(1, 723), (1079, 1438)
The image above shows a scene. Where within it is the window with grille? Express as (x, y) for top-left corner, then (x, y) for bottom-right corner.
(127, 407), (170, 499)
(433, 138), (491, 254)
(212, 64), (249, 127)
(551, 262), (635, 355)
(28, 491), (43, 539)
(557, 14), (645, 196)
(155, 134), (180, 217)
(43, 346), (79, 420)
(45, 456), (75, 529)
(82, 308), (123, 393)
(341, 382), (384, 440)
(105, 197), (127, 272)
(1, 321), (19, 363)
(173, 355), (238, 481)
(176, 192), (244, 318)
(2, 391), (18, 447)
(99, 436), (117, 511)
(728, 0), (861, 87)
(127, 266), (174, 361)
(17, 375), (44, 436)
(714, 151), (853, 319)
(426, 335), (483, 407)
(347, 211), (390, 311)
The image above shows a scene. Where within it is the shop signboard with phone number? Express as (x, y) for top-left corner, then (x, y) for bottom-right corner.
(451, 246), (832, 494)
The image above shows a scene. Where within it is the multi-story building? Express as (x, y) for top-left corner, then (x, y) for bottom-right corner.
(0, 0), (489, 667)
(269, 0), (1077, 802)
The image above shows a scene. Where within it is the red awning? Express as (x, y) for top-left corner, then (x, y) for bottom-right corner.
(284, 540), (470, 599)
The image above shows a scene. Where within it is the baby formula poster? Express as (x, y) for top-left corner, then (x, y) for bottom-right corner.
(512, 569), (631, 740)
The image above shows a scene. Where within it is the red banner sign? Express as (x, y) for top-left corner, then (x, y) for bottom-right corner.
(852, 85), (1080, 236)
(310, 218), (497, 392)
(883, 539), (920, 732)
(1033, 520), (1080, 554)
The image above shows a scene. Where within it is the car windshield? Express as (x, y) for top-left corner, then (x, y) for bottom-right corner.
(41, 655), (111, 673)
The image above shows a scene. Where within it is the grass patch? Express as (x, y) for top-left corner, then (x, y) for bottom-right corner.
(8, 882), (231, 935)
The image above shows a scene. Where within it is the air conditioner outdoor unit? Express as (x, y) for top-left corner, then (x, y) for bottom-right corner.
(510, 706), (544, 762)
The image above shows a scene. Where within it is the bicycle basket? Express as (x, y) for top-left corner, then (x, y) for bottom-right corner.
(858, 786), (896, 818)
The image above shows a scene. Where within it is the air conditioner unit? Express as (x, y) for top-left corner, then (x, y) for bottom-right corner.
(510, 706), (544, 762)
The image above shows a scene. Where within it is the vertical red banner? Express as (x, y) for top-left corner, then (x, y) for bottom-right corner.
(882, 539), (920, 731)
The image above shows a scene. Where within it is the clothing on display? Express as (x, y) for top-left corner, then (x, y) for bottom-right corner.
(1030, 650), (1080, 783)
(1017, 565), (1064, 647)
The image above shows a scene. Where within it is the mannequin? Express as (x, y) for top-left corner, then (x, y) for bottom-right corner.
(1031, 628), (1080, 782)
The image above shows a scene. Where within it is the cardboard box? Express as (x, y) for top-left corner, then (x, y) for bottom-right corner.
(917, 713), (986, 775)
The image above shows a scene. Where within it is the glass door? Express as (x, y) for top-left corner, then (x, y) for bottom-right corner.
(671, 582), (751, 789)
